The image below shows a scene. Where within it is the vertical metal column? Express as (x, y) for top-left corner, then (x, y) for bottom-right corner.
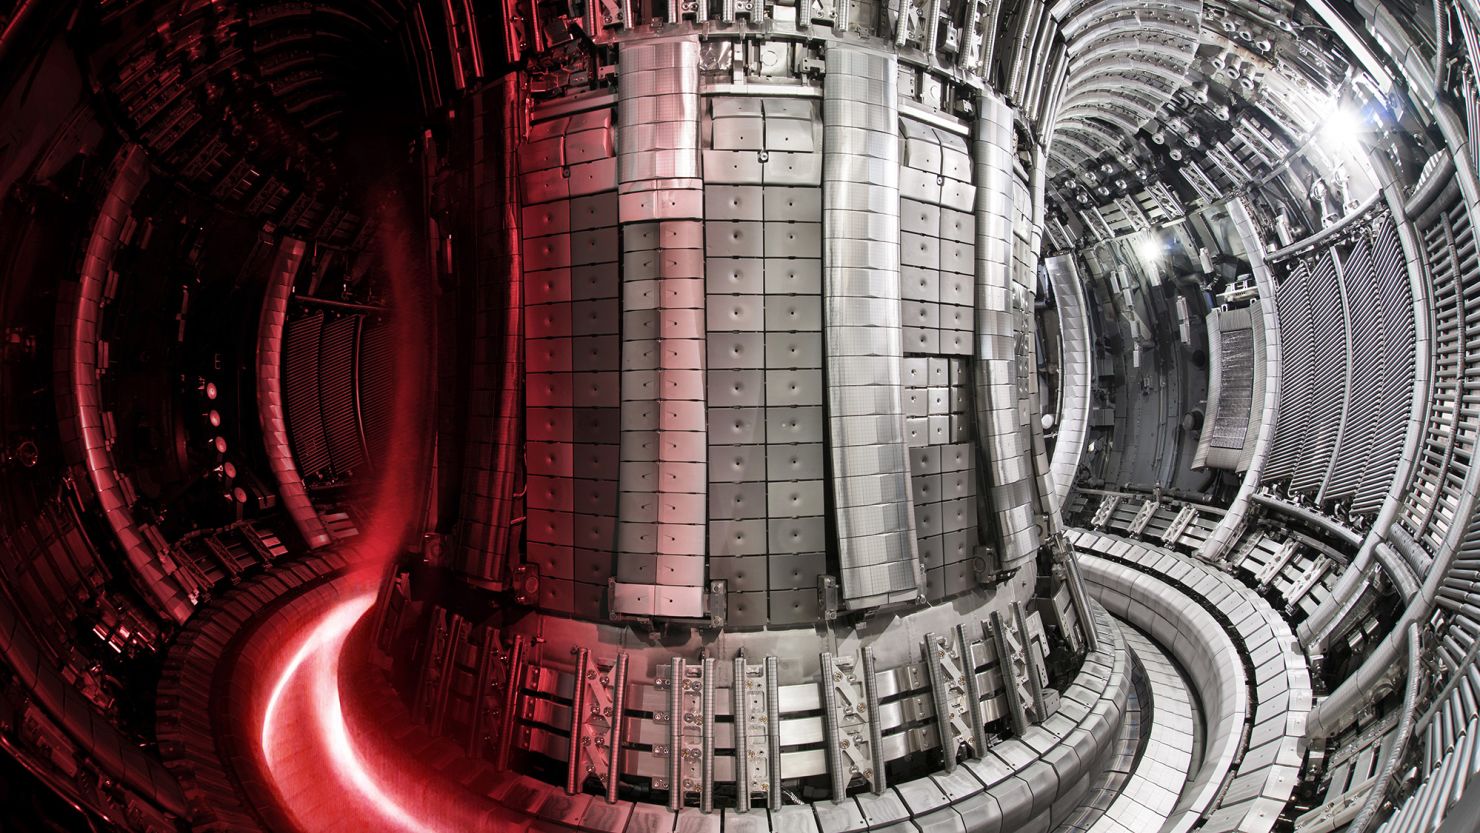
(822, 44), (922, 610)
(703, 96), (827, 627)
(457, 75), (526, 587)
(972, 91), (1040, 569)
(607, 653), (629, 801)
(611, 37), (709, 619)
(521, 101), (622, 615)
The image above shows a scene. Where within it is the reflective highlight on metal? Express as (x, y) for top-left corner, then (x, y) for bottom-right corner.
(823, 45), (920, 609)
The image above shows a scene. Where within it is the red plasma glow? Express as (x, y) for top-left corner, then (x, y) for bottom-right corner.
(257, 594), (510, 832)
(252, 192), (470, 831)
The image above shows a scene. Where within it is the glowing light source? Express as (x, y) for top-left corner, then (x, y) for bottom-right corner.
(1317, 102), (1367, 154)
(1134, 234), (1166, 265)
(260, 594), (441, 833)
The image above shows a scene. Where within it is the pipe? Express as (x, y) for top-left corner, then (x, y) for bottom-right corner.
(1251, 494), (1363, 546)
(258, 238), (334, 550)
(1373, 541), (1420, 606)
(291, 294), (389, 313)
(0, 0), (41, 65)
(1308, 522), (1455, 738)
(1026, 141), (1063, 537)
(1373, 541), (1421, 603)
(1349, 622), (1423, 833)
(1264, 192), (1383, 264)
(1434, 0), (1449, 96)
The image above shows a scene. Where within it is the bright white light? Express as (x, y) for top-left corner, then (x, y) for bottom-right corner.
(260, 593), (440, 833)
(1318, 103), (1366, 154)
(1134, 234), (1165, 265)
(309, 597), (439, 833)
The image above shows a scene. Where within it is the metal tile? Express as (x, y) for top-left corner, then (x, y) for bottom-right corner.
(763, 186), (822, 219)
(765, 117), (815, 153)
(709, 407), (766, 445)
(766, 332), (824, 369)
(727, 591), (769, 627)
(767, 480), (825, 517)
(708, 294), (766, 332)
(708, 332), (766, 370)
(706, 185), (765, 221)
(765, 369), (824, 406)
(764, 222), (823, 258)
(769, 516), (826, 553)
(767, 443), (825, 479)
(770, 588), (823, 624)
(708, 369), (766, 406)
(710, 444), (767, 482)
(706, 257), (765, 294)
(764, 258), (823, 295)
(709, 555), (768, 591)
(764, 296), (823, 332)
(708, 221), (765, 258)
(710, 482), (768, 520)
(713, 116), (766, 150)
(767, 406), (825, 443)
(769, 552), (826, 589)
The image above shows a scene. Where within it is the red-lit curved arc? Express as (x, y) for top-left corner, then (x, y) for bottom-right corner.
(257, 594), (502, 833)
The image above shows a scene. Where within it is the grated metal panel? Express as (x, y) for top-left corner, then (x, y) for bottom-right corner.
(283, 312), (330, 477)
(319, 314), (365, 476)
